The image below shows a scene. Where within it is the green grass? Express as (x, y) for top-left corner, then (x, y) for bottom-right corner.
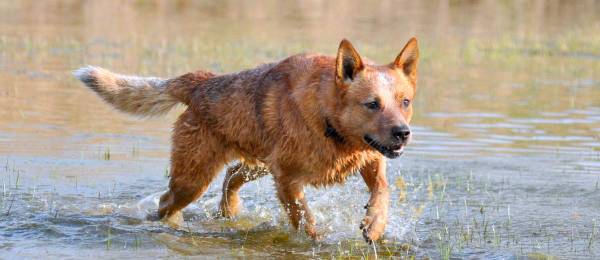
(588, 219), (597, 251)
(106, 222), (112, 250)
(103, 146), (111, 161)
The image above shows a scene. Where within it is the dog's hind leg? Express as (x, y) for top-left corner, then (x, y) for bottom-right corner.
(157, 112), (232, 225)
(219, 163), (269, 218)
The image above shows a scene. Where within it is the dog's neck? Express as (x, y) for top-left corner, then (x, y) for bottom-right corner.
(324, 118), (344, 144)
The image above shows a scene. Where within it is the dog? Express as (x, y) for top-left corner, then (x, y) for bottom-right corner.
(74, 37), (419, 243)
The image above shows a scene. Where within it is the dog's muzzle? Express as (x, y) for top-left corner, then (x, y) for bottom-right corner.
(363, 135), (405, 159)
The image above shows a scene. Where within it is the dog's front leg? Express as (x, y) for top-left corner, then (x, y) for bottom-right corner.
(273, 173), (318, 240)
(359, 156), (390, 243)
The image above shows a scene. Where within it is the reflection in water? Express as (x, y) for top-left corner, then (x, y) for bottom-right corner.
(1, 1), (599, 259)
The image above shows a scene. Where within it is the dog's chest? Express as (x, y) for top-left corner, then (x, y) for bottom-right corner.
(302, 149), (377, 186)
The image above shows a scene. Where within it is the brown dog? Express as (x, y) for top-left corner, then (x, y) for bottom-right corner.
(74, 38), (419, 243)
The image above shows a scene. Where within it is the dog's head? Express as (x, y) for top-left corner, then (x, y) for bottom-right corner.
(334, 38), (419, 159)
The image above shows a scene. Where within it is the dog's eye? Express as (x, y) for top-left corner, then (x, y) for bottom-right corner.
(364, 101), (381, 111)
(402, 99), (411, 108)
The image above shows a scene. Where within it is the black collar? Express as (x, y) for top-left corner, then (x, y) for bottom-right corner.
(324, 118), (344, 143)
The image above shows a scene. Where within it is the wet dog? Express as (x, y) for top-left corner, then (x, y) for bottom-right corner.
(74, 38), (419, 243)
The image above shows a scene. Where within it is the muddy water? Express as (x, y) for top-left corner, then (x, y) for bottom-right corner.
(1, 1), (599, 259)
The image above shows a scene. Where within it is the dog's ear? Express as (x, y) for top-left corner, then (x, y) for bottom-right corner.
(393, 37), (419, 83)
(335, 39), (364, 87)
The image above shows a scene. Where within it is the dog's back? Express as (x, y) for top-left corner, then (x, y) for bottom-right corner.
(184, 54), (336, 161)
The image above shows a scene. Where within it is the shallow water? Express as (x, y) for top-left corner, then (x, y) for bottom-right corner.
(1, 1), (599, 259)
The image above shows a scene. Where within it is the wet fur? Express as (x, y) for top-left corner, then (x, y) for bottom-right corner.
(74, 38), (419, 242)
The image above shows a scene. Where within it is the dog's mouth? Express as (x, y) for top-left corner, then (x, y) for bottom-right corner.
(363, 135), (404, 159)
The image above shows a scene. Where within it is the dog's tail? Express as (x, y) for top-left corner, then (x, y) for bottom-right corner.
(73, 66), (215, 116)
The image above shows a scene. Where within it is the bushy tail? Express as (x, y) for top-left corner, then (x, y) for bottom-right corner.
(73, 66), (214, 116)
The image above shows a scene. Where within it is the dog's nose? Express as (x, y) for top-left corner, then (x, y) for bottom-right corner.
(391, 125), (410, 141)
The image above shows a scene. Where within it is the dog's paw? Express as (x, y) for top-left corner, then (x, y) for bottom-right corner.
(304, 224), (323, 241)
(359, 212), (387, 244)
(162, 211), (184, 228)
